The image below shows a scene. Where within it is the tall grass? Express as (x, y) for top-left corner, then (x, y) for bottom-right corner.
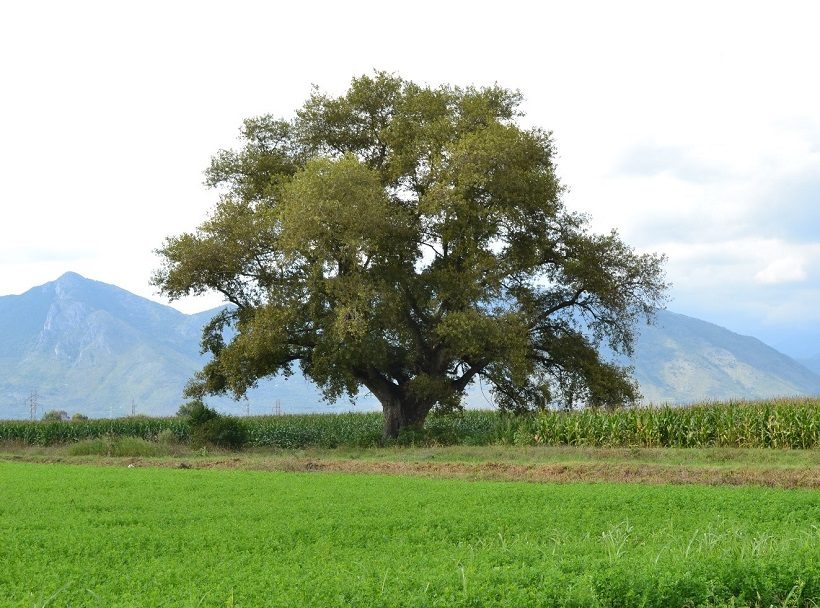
(68, 436), (176, 457)
(0, 399), (817, 449)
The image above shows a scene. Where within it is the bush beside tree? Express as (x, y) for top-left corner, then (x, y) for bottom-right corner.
(178, 401), (247, 450)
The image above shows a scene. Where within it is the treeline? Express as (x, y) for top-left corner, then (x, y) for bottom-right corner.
(1, 399), (818, 449)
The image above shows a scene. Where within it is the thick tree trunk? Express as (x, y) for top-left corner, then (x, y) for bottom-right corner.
(382, 400), (405, 440)
(381, 396), (432, 440)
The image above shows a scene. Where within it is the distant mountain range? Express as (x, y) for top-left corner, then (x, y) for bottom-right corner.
(0, 273), (818, 419)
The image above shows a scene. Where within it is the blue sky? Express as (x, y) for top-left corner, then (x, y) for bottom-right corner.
(1, 1), (819, 357)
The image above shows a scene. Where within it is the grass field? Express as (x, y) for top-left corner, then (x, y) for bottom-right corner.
(1, 461), (818, 607)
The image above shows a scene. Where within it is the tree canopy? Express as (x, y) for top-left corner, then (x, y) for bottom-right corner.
(153, 72), (667, 438)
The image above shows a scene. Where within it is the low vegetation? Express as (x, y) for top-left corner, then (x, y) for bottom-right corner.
(1, 461), (817, 607)
(67, 436), (181, 458)
(1, 399), (818, 449)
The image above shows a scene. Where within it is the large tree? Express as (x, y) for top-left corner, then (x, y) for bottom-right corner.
(154, 73), (667, 439)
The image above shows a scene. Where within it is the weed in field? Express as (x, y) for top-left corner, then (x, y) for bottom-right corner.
(601, 519), (633, 563)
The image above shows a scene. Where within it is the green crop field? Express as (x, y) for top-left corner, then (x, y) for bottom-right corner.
(2, 399), (818, 449)
(1, 462), (818, 607)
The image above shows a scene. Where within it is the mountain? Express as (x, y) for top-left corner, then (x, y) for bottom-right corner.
(621, 310), (820, 403)
(0, 272), (370, 419)
(1, 273), (818, 419)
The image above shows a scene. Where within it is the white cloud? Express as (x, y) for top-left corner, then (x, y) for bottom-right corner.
(754, 257), (808, 285)
(1, 0), (820, 342)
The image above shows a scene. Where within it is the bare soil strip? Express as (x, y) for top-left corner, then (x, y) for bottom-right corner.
(5, 453), (818, 488)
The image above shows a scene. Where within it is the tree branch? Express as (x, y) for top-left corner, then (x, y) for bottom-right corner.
(452, 361), (488, 392)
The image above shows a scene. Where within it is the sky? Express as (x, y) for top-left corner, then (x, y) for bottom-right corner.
(1, 1), (819, 357)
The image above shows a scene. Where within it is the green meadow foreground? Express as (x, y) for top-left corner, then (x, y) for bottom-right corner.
(2, 402), (818, 606)
(1, 461), (818, 607)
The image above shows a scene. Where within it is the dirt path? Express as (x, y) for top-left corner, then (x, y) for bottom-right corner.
(190, 457), (820, 488)
(6, 454), (817, 488)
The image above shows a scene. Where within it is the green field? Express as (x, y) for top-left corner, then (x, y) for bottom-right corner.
(1, 461), (818, 607)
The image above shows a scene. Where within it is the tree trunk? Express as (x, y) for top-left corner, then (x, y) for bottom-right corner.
(382, 400), (405, 440)
(381, 396), (432, 440)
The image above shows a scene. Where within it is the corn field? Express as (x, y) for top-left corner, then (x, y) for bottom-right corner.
(520, 399), (820, 449)
(0, 416), (189, 446)
(0, 399), (817, 449)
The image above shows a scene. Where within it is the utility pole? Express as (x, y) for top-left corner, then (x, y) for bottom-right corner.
(131, 398), (136, 417)
(274, 399), (282, 416)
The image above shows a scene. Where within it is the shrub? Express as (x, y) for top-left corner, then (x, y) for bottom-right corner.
(183, 401), (220, 427)
(180, 400), (247, 450)
(71, 413), (89, 422)
(191, 416), (248, 450)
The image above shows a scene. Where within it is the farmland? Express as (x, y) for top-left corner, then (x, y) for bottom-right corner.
(1, 399), (819, 449)
(1, 400), (818, 606)
(1, 461), (819, 607)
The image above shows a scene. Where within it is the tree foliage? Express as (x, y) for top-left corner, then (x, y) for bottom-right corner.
(42, 410), (69, 422)
(154, 73), (667, 438)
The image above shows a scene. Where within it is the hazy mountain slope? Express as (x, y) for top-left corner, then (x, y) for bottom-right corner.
(0, 273), (357, 419)
(624, 310), (820, 403)
(0, 274), (184, 416)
